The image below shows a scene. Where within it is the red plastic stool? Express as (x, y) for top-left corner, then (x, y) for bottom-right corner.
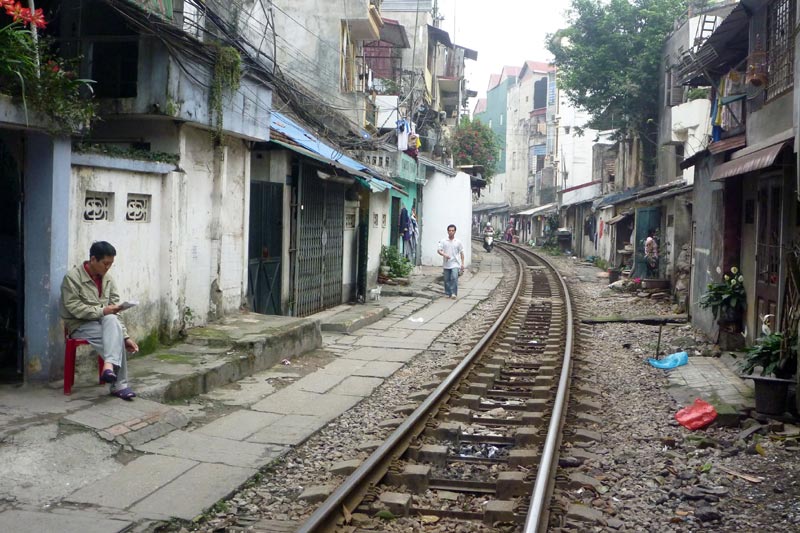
(64, 331), (104, 395)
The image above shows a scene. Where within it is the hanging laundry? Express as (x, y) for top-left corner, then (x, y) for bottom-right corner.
(396, 119), (410, 151)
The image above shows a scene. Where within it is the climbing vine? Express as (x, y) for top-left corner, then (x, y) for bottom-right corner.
(209, 45), (241, 142)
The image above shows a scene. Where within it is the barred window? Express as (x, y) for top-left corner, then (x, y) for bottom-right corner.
(766, 0), (795, 100)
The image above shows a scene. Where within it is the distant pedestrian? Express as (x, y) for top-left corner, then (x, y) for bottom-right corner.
(410, 207), (419, 263)
(645, 228), (659, 277)
(437, 224), (464, 298)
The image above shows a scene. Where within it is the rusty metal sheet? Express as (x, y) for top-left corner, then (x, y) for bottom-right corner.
(710, 142), (789, 181)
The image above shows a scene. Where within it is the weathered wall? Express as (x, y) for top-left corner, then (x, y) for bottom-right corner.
(68, 164), (165, 342)
(690, 156), (725, 337)
(343, 199), (360, 301)
(67, 125), (250, 345)
(421, 171), (472, 267)
(368, 190), (391, 287)
(24, 134), (72, 381)
(271, 0), (365, 127)
(661, 99), (712, 185)
(747, 93), (794, 146)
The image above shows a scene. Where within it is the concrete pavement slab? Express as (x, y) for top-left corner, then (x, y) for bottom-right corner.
(251, 388), (363, 419)
(67, 455), (197, 509)
(247, 414), (324, 445)
(130, 462), (256, 520)
(137, 430), (284, 468)
(294, 372), (347, 393)
(328, 376), (385, 397)
(194, 410), (284, 440)
(344, 347), (421, 362)
(313, 357), (367, 375)
(0, 424), (120, 506)
(0, 509), (131, 533)
(354, 336), (430, 350)
(202, 375), (278, 406)
(352, 361), (405, 378)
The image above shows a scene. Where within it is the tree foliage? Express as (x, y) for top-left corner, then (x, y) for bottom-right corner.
(547, 0), (688, 137)
(450, 116), (500, 180)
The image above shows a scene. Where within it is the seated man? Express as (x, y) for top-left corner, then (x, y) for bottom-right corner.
(60, 241), (139, 400)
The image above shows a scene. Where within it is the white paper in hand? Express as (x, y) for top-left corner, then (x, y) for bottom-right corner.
(119, 300), (139, 310)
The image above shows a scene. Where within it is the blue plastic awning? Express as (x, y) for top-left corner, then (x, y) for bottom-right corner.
(270, 111), (404, 194)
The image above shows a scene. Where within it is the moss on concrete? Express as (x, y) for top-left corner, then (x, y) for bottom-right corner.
(189, 328), (233, 341)
(155, 353), (193, 364)
(137, 330), (161, 356)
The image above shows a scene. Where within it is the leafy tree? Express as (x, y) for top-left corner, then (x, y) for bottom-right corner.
(450, 116), (500, 180)
(547, 0), (688, 171)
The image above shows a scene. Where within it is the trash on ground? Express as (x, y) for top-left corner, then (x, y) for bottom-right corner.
(409, 317), (424, 323)
(648, 350), (688, 369)
(281, 358), (291, 365)
(675, 398), (717, 430)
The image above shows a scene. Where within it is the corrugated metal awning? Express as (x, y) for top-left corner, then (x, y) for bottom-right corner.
(711, 141), (790, 182)
(517, 202), (557, 217)
(606, 211), (632, 226)
(270, 111), (405, 194)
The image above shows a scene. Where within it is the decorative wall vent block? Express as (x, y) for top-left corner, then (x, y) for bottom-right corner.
(84, 191), (113, 221)
(126, 194), (151, 222)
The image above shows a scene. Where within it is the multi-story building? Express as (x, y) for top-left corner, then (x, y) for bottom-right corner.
(680, 0), (797, 352)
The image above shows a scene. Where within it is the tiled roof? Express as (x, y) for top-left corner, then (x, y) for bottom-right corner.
(473, 98), (487, 115)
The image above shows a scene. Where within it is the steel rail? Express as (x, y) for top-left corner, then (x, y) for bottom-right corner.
(520, 247), (575, 533)
(297, 244), (525, 533)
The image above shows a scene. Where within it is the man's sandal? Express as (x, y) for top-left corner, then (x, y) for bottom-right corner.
(100, 369), (117, 384)
(110, 388), (136, 401)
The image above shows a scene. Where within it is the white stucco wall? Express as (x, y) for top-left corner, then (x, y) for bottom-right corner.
(179, 128), (248, 322)
(343, 200), (360, 300)
(595, 207), (614, 264)
(670, 98), (712, 185)
(68, 125), (250, 341)
(421, 171), (472, 267)
(558, 100), (596, 189)
(367, 190), (391, 287)
(69, 166), (165, 341)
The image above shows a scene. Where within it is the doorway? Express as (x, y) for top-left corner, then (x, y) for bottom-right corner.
(755, 179), (782, 328)
(0, 138), (23, 382)
(248, 181), (283, 315)
(633, 206), (661, 278)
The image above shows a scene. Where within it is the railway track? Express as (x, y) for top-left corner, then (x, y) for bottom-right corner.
(297, 243), (576, 532)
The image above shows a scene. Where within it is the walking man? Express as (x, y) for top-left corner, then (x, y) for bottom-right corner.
(645, 228), (659, 278)
(60, 241), (139, 400)
(437, 224), (465, 299)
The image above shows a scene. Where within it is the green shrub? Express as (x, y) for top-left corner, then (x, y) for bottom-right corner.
(380, 245), (413, 278)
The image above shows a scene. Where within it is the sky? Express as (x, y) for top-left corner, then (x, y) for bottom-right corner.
(436, 0), (573, 108)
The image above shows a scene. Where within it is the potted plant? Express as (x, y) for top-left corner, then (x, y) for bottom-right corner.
(699, 266), (746, 323)
(738, 330), (797, 415)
